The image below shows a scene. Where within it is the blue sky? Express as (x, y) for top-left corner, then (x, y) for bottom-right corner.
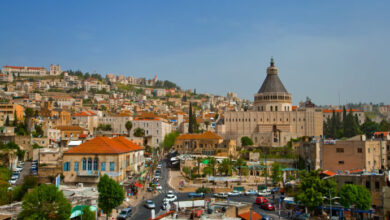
(1, 1), (389, 105)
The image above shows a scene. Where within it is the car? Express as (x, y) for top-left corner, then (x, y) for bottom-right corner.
(13, 171), (20, 175)
(167, 190), (174, 194)
(258, 189), (271, 196)
(117, 207), (132, 219)
(213, 193), (228, 198)
(11, 175), (19, 180)
(144, 200), (156, 209)
(32, 170), (37, 175)
(163, 194), (177, 202)
(15, 167), (23, 172)
(244, 189), (258, 196)
(161, 201), (169, 210)
(228, 190), (242, 196)
(156, 184), (162, 190)
(255, 196), (268, 205)
(188, 192), (204, 198)
(8, 179), (16, 185)
(147, 187), (154, 192)
(261, 202), (275, 211)
(19, 161), (24, 165)
(155, 170), (161, 174)
(271, 187), (280, 193)
(157, 164), (162, 169)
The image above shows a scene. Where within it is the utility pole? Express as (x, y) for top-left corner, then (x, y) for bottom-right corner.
(265, 154), (268, 188)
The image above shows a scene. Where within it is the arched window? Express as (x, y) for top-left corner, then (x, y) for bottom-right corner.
(270, 106), (273, 111)
(93, 158), (98, 171)
(82, 158), (86, 171)
(88, 158), (92, 170)
(275, 106), (278, 111)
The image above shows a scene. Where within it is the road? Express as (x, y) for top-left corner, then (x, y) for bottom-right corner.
(130, 158), (288, 220)
(16, 161), (31, 185)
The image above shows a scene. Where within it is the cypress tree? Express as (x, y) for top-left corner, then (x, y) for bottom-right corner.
(188, 102), (193, 133)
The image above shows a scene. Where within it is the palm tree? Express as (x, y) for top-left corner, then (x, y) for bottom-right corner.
(207, 157), (217, 176)
(125, 121), (133, 137)
(235, 158), (246, 184)
(204, 121), (210, 131)
(218, 158), (232, 176)
(196, 157), (203, 175)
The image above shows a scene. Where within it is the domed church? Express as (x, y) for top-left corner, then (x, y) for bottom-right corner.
(218, 58), (323, 147)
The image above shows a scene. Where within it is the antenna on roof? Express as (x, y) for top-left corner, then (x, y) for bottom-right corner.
(270, 57), (274, 67)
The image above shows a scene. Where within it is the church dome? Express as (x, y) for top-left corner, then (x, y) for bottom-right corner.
(257, 58), (288, 93)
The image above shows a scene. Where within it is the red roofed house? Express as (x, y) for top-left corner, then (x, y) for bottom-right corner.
(72, 110), (99, 135)
(173, 131), (236, 156)
(62, 136), (144, 184)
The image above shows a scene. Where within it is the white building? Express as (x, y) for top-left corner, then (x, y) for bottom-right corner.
(130, 116), (172, 147)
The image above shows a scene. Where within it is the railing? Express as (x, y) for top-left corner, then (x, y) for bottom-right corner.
(77, 170), (100, 177)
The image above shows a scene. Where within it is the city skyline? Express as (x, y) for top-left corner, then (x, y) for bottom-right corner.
(1, 1), (390, 105)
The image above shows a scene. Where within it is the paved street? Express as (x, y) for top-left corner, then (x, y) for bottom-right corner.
(130, 158), (287, 220)
(16, 161), (31, 185)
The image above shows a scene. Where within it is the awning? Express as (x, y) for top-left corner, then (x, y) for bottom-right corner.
(70, 205), (97, 219)
(201, 159), (209, 165)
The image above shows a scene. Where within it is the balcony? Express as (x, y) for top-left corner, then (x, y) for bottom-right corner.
(77, 170), (100, 177)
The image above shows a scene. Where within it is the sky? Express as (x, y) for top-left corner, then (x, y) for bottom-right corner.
(1, 1), (389, 105)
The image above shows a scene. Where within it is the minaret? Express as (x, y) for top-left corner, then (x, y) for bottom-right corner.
(254, 58), (292, 112)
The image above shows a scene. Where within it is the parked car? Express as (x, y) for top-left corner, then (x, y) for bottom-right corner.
(32, 170), (37, 175)
(147, 187), (153, 192)
(156, 184), (162, 190)
(213, 193), (228, 198)
(255, 196), (268, 205)
(144, 200), (156, 209)
(188, 192), (204, 198)
(228, 190), (242, 196)
(19, 161), (24, 166)
(117, 207), (132, 219)
(258, 189), (271, 196)
(8, 179), (16, 185)
(15, 167), (23, 172)
(163, 194), (177, 202)
(11, 175), (19, 180)
(161, 201), (169, 210)
(271, 187), (280, 193)
(261, 202), (275, 211)
(244, 189), (258, 196)
(157, 164), (162, 169)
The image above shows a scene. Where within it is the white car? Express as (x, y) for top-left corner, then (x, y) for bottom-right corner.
(228, 190), (242, 196)
(258, 190), (271, 196)
(163, 194), (177, 202)
(157, 164), (162, 169)
(156, 184), (163, 190)
(144, 200), (156, 209)
(15, 167), (23, 172)
(244, 189), (258, 196)
(214, 193), (228, 198)
(8, 179), (16, 185)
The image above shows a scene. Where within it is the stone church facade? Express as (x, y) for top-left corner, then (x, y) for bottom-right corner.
(217, 59), (323, 147)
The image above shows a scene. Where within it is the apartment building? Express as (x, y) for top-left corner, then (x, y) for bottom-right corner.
(130, 114), (172, 147)
(0, 103), (24, 125)
(98, 112), (133, 135)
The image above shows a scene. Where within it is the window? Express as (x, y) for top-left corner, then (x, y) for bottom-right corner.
(357, 148), (362, 153)
(275, 106), (278, 111)
(368, 148), (370, 153)
(366, 181), (371, 189)
(110, 162), (115, 171)
(338, 161), (344, 164)
(101, 162), (106, 171)
(375, 181), (380, 190)
(270, 106), (273, 111)
(74, 162), (79, 171)
(82, 158), (86, 170)
(64, 162), (70, 171)
(93, 158), (98, 170)
(88, 158), (92, 170)
(200, 144), (203, 148)
(336, 148), (344, 153)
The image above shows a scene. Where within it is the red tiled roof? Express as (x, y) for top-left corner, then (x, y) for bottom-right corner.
(321, 170), (336, 176)
(79, 134), (88, 138)
(73, 110), (97, 117)
(54, 125), (85, 131)
(112, 136), (144, 151)
(238, 211), (262, 220)
(322, 109), (360, 113)
(374, 131), (390, 136)
(176, 131), (223, 140)
(64, 136), (143, 155)
(3, 65), (45, 70)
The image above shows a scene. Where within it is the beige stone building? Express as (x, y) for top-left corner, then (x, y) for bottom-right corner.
(130, 114), (172, 147)
(322, 138), (387, 173)
(173, 131), (236, 157)
(62, 136), (144, 184)
(322, 109), (366, 125)
(218, 59), (323, 147)
(98, 112), (133, 135)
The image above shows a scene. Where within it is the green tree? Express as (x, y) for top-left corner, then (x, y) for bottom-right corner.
(162, 132), (180, 152)
(241, 136), (254, 147)
(360, 118), (380, 138)
(97, 174), (125, 219)
(196, 157), (204, 175)
(188, 102), (194, 133)
(125, 121), (133, 137)
(182, 166), (191, 178)
(339, 184), (358, 208)
(235, 158), (246, 184)
(355, 185), (372, 210)
(4, 115), (9, 126)
(207, 157), (218, 176)
(339, 184), (371, 210)
(81, 206), (95, 220)
(18, 184), (71, 220)
(271, 162), (283, 186)
(133, 127), (145, 137)
(24, 108), (35, 119)
(204, 121), (210, 131)
(379, 119), (390, 131)
(218, 158), (232, 176)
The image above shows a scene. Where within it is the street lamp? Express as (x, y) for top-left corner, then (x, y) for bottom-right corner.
(323, 189), (340, 219)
